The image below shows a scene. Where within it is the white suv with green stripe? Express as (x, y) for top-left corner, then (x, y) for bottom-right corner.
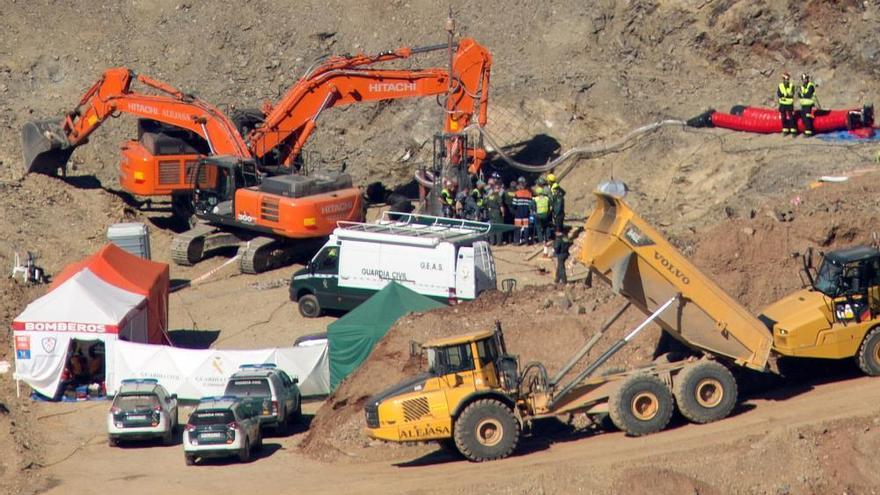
(107, 378), (178, 446)
(183, 396), (261, 465)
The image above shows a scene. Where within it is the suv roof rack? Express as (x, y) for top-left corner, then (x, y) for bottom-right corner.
(239, 363), (277, 370)
(198, 395), (240, 403)
(121, 378), (159, 385)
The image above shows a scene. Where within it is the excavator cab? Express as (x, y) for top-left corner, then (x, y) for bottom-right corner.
(191, 157), (259, 220)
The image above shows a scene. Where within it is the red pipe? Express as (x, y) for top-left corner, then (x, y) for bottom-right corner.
(711, 106), (867, 134)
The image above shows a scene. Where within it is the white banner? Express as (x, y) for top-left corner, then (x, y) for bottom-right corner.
(106, 340), (330, 399)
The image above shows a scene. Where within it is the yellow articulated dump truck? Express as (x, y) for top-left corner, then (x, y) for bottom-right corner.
(364, 181), (880, 462)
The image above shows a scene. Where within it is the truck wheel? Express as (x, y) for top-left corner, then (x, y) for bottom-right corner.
(857, 326), (880, 376)
(298, 294), (322, 318)
(673, 360), (738, 424)
(453, 399), (520, 462)
(185, 454), (196, 466)
(608, 374), (674, 436)
(238, 438), (251, 463)
(108, 436), (118, 447)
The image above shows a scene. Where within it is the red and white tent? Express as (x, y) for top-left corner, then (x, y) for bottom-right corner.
(12, 244), (170, 397)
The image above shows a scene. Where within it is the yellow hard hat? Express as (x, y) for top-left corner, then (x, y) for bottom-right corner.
(546, 173), (557, 183)
(533, 186), (544, 195)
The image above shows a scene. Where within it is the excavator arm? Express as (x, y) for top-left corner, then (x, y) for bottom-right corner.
(22, 67), (249, 175)
(249, 38), (492, 170)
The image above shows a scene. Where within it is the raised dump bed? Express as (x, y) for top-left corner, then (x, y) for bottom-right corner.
(578, 185), (773, 371)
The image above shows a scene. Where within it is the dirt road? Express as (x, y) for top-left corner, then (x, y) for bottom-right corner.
(32, 369), (880, 495)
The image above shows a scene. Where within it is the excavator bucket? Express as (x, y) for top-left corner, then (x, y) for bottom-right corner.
(21, 119), (74, 175)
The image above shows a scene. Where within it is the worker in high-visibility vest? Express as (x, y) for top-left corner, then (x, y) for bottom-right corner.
(512, 177), (533, 245)
(440, 180), (457, 218)
(470, 180), (487, 221)
(533, 186), (551, 248)
(799, 73), (817, 137)
(777, 72), (796, 135)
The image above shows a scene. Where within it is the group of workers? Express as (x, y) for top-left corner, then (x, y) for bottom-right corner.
(439, 172), (573, 284)
(777, 72), (818, 136)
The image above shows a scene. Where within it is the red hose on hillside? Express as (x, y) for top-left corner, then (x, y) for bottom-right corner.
(688, 105), (874, 134)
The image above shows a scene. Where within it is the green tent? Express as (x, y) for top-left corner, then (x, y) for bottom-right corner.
(327, 282), (444, 390)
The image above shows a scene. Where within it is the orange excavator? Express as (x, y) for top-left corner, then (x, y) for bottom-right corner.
(174, 38), (491, 272)
(22, 38), (491, 273)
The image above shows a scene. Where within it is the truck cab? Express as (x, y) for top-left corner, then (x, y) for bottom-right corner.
(365, 329), (517, 446)
(290, 213), (497, 318)
(761, 245), (880, 365)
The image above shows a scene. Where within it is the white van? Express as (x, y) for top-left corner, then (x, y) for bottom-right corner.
(289, 213), (497, 317)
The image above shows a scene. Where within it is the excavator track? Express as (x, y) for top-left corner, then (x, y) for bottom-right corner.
(239, 236), (293, 274)
(170, 224), (219, 266)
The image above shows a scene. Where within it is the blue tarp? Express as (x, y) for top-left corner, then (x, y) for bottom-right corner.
(816, 129), (880, 142)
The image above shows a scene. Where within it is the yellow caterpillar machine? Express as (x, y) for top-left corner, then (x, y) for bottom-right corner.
(364, 181), (880, 461)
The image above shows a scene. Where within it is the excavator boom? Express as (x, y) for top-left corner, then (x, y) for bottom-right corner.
(251, 37), (491, 168)
(21, 67), (249, 176)
(578, 186), (773, 370)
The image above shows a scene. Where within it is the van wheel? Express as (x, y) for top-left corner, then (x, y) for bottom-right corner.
(298, 294), (322, 318)
(238, 438), (251, 463)
(290, 399), (302, 423)
(453, 399), (520, 462)
(673, 361), (737, 424)
(108, 436), (118, 447)
(275, 415), (289, 435)
(608, 374), (673, 436)
(185, 454), (196, 466)
(162, 428), (174, 445)
(857, 326), (880, 376)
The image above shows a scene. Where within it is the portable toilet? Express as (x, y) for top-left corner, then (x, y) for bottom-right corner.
(107, 223), (151, 259)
